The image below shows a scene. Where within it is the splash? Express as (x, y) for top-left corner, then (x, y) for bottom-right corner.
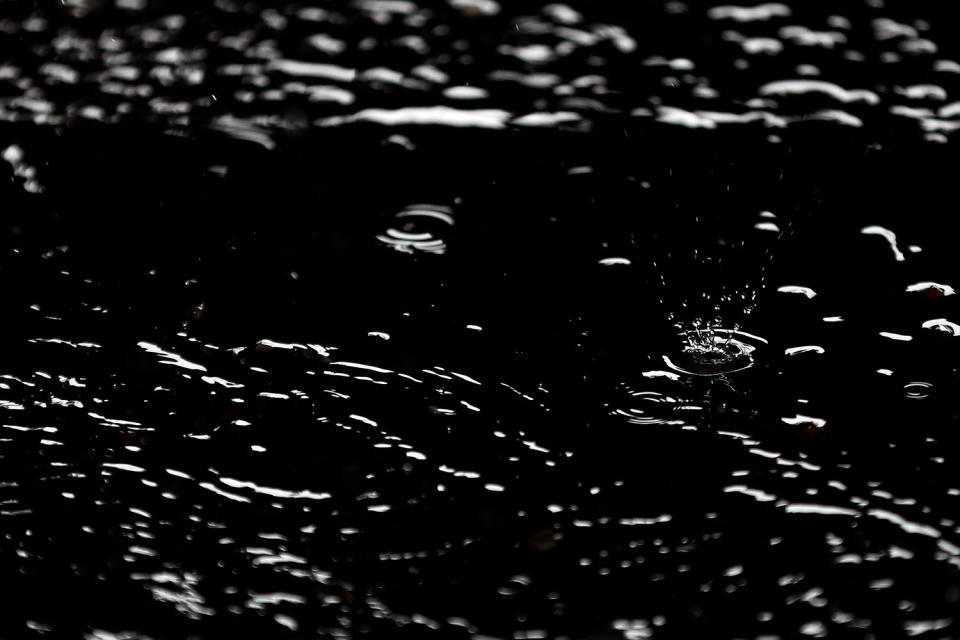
(664, 328), (766, 376)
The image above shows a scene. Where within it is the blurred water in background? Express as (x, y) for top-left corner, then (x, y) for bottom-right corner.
(1, 0), (960, 638)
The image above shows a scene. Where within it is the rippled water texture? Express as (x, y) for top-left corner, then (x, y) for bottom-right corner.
(2, 0), (960, 638)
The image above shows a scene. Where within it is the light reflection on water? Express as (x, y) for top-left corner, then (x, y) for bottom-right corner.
(1, 0), (960, 638)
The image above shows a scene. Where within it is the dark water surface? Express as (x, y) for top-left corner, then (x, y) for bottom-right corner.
(2, 0), (960, 638)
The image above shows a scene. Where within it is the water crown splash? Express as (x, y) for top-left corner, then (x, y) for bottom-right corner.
(641, 164), (791, 376)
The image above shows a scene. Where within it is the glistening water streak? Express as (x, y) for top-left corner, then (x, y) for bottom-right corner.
(1, 0), (960, 639)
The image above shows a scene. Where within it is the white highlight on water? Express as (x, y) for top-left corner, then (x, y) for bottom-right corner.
(861, 225), (906, 261)
(760, 80), (881, 105)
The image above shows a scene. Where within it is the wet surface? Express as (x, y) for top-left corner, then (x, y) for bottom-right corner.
(2, 1), (960, 638)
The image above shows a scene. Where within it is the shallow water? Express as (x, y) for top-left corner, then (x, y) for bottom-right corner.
(2, 1), (960, 638)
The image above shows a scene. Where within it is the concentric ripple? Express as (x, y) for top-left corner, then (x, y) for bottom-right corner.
(376, 204), (454, 255)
